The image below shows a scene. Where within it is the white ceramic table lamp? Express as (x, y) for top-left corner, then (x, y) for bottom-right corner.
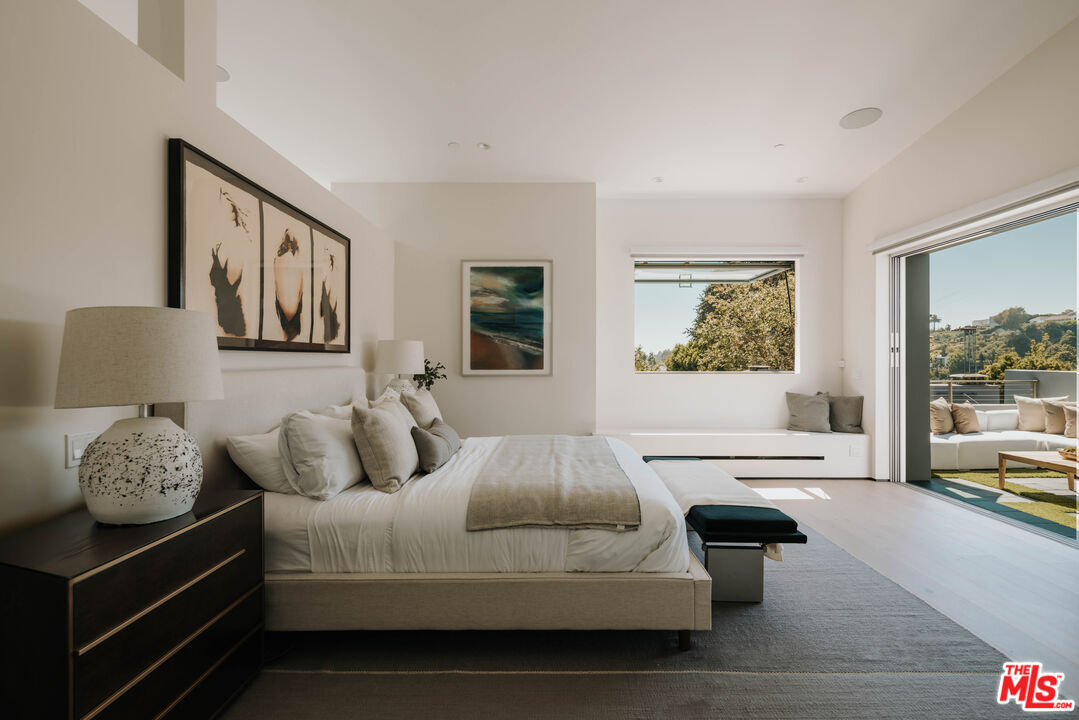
(55, 306), (224, 525)
(375, 339), (424, 394)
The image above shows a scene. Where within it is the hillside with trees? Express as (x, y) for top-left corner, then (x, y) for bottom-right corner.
(635, 273), (796, 372)
(928, 306), (1076, 380)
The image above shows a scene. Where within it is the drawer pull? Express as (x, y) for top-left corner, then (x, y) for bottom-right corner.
(78, 549), (246, 657)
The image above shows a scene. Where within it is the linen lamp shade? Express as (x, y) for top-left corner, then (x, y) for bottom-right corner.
(55, 306), (224, 408)
(54, 306), (223, 525)
(375, 340), (425, 375)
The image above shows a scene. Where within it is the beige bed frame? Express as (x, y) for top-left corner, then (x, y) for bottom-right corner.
(161, 367), (711, 648)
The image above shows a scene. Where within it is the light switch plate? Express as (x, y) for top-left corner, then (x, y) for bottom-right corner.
(65, 432), (99, 469)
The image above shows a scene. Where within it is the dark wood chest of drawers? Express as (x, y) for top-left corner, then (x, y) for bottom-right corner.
(0, 491), (263, 720)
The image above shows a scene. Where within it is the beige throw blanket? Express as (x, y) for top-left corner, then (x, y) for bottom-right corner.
(466, 435), (641, 532)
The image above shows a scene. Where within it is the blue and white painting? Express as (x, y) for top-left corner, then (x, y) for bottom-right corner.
(463, 261), (551, 374)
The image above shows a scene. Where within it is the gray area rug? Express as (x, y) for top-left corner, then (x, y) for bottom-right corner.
(223, 527), (1027, 719)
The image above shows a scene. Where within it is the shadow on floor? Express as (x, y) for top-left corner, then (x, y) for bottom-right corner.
(910, 477), (1076, 541)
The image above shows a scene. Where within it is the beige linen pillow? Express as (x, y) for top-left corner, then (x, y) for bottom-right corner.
(400, 388), (443, 428)
(1043, 400), (1072, 435)
(1064, 404), (1077, 439)
(350, 401), (419, 494)
(1014, 395), (1068, 432)
(929, 397), (954, 434)
(950, 403), (981, 434)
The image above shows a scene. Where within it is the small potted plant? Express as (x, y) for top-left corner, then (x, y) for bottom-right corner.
(413, 359), (447, 391)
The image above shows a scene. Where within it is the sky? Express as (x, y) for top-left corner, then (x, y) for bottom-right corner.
(635, 282), (703, 355)
(929, 211), (1077, 328)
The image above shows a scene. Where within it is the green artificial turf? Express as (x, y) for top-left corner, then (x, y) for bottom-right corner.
(931, 469), (1076, 530)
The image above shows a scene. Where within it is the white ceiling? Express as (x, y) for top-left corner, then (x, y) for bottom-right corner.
(216, 0), (1079, 197)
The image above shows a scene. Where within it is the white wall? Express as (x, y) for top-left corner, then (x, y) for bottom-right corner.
(596, 198), (844, 430)
(0, 0), (393, 534)
(334, 183), (597, 438)
(842, 17), (1079, 478)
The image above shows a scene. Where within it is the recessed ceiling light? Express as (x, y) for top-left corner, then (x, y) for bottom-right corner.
(447, 141), (460, 149)
(796, 176), (809, 184)
(476, 142), (491, 150)
(773, 143), (786, 150)
(652, 176), (664, 183)
(215, 65), (230, 82)
(839, 107), (883, 130)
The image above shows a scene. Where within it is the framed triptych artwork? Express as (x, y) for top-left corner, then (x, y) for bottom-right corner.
(462, 260), (551, 375)
(168, 139), (349, 352)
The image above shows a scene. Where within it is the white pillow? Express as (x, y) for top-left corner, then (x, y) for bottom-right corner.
(278, 411), (366, 500)
(315, 403), (355, 420)
(368, 387), (401, 407)
(226, 428), (294, 495)
(400, 388), (443, 428)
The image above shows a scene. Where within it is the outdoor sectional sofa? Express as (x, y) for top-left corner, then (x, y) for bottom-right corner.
(930, 407), (1073, 471)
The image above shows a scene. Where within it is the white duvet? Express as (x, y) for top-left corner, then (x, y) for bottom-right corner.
(264, 436), (691, 574)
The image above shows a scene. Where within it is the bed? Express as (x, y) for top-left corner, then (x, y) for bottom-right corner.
(160, 367), (712, 648)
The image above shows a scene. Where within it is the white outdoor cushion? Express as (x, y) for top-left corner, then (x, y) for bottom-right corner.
(226, 428), (294, 494)
(1036, 433), (1074, 451)
(981, 409), (1018, 432)
(929, 435), (959, 471)
(953, 431), (1039, 471)
(278, 411), (366, 500)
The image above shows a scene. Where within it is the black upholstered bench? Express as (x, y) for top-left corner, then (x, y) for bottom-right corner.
(686, 505), (807, 603)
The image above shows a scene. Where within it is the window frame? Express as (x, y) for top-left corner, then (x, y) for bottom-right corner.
(631, 254), (801, 375)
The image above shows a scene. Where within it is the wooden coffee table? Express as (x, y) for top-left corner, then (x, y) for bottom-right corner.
(997, 450), (1076, 492)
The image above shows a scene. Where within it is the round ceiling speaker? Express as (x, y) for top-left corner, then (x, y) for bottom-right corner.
(839, 107), (883, 130)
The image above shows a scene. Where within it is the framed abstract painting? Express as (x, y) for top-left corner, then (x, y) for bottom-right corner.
(168, 139), (349, 352)
(462, 260), (551, 375)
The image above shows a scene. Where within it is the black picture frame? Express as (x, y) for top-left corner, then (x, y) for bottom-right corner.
(168, 138), (350, 353)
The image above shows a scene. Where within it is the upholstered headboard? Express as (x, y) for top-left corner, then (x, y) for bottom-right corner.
(159, 366), (365, 493)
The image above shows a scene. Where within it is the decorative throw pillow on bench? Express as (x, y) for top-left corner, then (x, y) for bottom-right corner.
(787, 392), (865, 433)
(822, 393), (864, 433)
(786, 392), (831, 433)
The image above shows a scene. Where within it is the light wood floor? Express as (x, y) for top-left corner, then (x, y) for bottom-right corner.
(744, 479), (1079, 692)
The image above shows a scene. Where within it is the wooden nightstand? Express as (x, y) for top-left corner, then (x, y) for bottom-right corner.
(0, 490), (263, 720)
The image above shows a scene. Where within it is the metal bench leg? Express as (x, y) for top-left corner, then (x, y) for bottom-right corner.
(705, 545), (764, 602)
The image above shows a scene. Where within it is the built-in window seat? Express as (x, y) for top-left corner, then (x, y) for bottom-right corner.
(598, 429), (871, 478)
